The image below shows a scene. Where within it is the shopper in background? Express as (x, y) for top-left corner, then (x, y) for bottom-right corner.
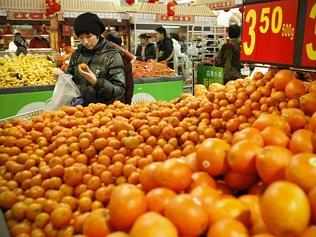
(155, 26), (174, 68)
(135, 33), (156, 61)
(0, 36), (6, 51)
(9, 33), (21, 51)
(174, 34), (187, 53)
(106, 31), (134, 105)
(67, 12), (125, 105)
(215, 24), (242, 84)
(170, 34), (185, 74)
(29, 30), (50, 48)
(13, 33), (28, 56)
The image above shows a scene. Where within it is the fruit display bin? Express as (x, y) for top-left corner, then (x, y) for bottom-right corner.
(132, 75), (184, 104)
(0, 75), (184, 120)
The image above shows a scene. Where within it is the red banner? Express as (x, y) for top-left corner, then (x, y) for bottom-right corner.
(241, 0), (299, 65)
(208, 0), (235, 10)
(7, 12), (49, 21)
(157, 14), (193, 22)
(301, 0), (316, 67)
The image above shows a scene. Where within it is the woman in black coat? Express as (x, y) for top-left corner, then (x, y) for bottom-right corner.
(67, 12), (125, 105)
(135, 34), (156, 61)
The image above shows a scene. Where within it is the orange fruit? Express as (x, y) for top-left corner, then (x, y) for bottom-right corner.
(51, 205), (72, 229)
(180, 153), (199, 172)
(239, 194), (263, 223)
(256, 146), (292, 184)
(281, 108), (307, 131)
(228, 140), (263, 174)
(308, 81), (316, 93)
(190, 185), (222, 225)
(130, 212), (178, 237)
(0, 190), (17, 209)
(301, 226), (316, 237)
(207, 219), (248, 237)
(260, 126), (289, 147)
(300, 93), (316, 115)
(260, 181), (310, 236)
(273, 69), (295, 91)
(232, 127), (264, 146)
(106, 232), (129, 237)
(139, 162), (161, 192)
(289, 129), (314, 154)
(154, 159), (192, 193)
(187, 172), (217, 191)
(146, 188), (176, 214)
(83, 209), (110, 237)
(208, 197), (251, 226)
(164, 194), (209, 236)
(80, 63), (88, 71)
(11, 202), (27, 221)
(251, 234), (277, 237)
(224, 169), (258, 191)
(108, 184), (148, 230)
(196, 138), (230, 176)
(285, 153), (316, 191)
(309, 112), (316, 132)
(285, 79), (306, 99)
(253, 114), (291, 135)
(308, 186), (316, 223)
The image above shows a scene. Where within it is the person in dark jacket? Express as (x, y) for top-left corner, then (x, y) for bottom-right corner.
(215, 24), (242, 84)
(106, 31), (134, 105)
(14, 33), (28, 56)
(30, 36), (50, 48)
(135, 34), (156, 61)
(155, 26), (174, 68)
(67, 12), (125, 105)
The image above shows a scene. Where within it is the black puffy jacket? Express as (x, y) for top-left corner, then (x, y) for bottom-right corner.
(67, 37), (125, 105)
(135, 43), (157, 61)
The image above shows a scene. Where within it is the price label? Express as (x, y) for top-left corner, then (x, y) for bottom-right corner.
(241, 0), (299, 65)
(301, 0), (316, 67)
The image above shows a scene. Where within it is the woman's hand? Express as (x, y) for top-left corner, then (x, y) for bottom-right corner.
(78, 65), (97, 85)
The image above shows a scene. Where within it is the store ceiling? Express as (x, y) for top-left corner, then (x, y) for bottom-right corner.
(0, 0), (216, 17)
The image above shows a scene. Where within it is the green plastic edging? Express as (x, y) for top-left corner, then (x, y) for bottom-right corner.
(0, 80), (183, 120)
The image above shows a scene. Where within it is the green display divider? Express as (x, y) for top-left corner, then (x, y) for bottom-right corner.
(0, 90), (53, 120)
(197, 64), (224, 88)
(133, 80), (183, 102)
(0, 76), (183, 120)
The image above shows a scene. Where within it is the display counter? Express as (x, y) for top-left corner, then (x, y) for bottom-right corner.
(132, 75), (184, 103)
(0, 75), (184, 120)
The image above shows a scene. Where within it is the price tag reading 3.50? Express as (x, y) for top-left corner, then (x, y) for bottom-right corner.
(241, 0), (299, 65)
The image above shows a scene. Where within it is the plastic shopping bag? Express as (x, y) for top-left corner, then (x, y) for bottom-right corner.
(43, 73), (81, 111)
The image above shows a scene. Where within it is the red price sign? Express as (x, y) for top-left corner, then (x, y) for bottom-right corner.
(241, 0), (299, 65)
(301, 0), (316, 67)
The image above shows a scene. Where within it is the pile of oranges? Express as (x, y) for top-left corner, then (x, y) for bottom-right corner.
(0, 69), (316, 237)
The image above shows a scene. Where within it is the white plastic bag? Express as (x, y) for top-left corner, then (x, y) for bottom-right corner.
(43, 73), (81, 111)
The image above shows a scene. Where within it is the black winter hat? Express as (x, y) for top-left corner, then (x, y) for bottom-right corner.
(74, 12), (105, 37)
(228, 24), (241, 39)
